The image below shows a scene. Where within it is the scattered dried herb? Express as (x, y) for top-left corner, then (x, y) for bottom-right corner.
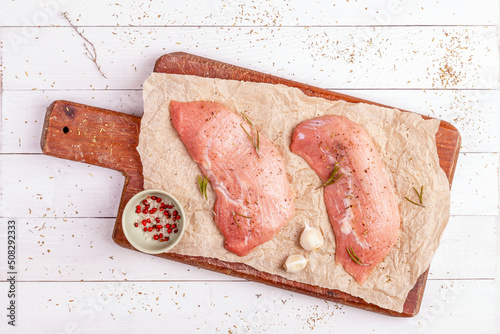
(317, 163), (342, 189)
(232, 212), (251, 230)
(405, 186), (425, 207)
(241, 112), (253, 126)
(62, 11), (107, 79)
(240, 112), (260, 158)
(414, 186), (424, 204)
(256, 128), (260, 154)
(234, 212), (252, 219)
(347, 246), (368, 266)
(197, 175), (209, 200)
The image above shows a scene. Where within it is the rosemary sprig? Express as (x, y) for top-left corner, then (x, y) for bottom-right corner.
(256, 128), (260, 154)
(347, 246), (369, 266)
(240, 112), (260, 158)
(316, 163), (342, 189)
(241, 112), (253, 126)
(404, 186), (425, 207)
(197, 175), (209, 201)
(404, 197), (423, 207)
(240, 124), (260, 158)
(62, 12), (107, 79)
(234, 212), (252, 219)
(414, 186), (424, 204)
(232, 212), (251, 230)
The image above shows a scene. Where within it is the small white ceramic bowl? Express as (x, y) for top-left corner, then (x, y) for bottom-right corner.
(122, 189), (186, 254)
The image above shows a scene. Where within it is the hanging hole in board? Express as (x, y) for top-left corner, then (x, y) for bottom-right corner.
(62, 126), (69, 134)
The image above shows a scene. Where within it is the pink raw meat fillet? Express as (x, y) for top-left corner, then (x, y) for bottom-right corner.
(170, 100), (294, 257)
(290, 115), (400, 285)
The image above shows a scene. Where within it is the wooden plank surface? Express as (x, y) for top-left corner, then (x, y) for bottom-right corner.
(1, 153), (495, 218)
(1, 0), (498, 26)
(0, 216), (494, 282)
(1, 1), (498, 332)
(0, 280), (495, 334)
(3, 89), (499, 154)
(39, 52), (460, 317)
(2, 27), (498, 91)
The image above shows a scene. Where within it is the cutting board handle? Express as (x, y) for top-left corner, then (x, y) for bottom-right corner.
(41, 100), (141, 173)
(41, 100), (144, 225)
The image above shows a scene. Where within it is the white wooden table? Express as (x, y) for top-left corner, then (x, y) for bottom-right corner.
(0, 1), (498, 333)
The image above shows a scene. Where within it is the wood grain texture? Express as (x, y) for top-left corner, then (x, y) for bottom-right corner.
(41, 100), (143, 236)
(2, 0), (498, 26)
(40, 52), (461, 317)
(3, 27), (497, 91)
(4, 89), (497, 154)
(2, 216), (493, 281)
(0, 280), (495, 334)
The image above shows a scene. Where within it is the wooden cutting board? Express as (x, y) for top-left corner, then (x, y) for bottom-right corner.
(40, 52), (461, 317)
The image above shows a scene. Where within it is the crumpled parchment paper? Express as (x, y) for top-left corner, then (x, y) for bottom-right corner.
(137, 73), (451, 312)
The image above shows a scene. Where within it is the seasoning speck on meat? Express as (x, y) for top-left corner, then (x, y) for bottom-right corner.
(170, 101), (294, 256)
(290, 115), (400, 285)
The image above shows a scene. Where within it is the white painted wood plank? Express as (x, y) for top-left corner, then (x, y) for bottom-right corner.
(0, 0), (497, 27)
(0, 215), (493, 282)
(497, 215), (500, 334)
(450, 153), (499, 216)
(0, 2), (497, 330)
(0, 280), (495, 333)
(0, 217), (238, 282)
(2, 89), (498, 154)
(428, 216), (496, 279)
(0, 155), (125, 218)
(2, 26), (497, 90)
(2, 153), (497, 218)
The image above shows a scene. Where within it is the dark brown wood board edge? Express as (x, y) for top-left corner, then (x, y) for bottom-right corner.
(155, 52), (461, 184)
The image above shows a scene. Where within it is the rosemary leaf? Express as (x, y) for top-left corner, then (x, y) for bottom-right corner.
(412, 187), (420, 202)
(232, 212), (244, 230)
(404, 196), (424, 207)
(256, 129), (260, 155)
(241, 112), (253, 126)
(197, 175), (203, 191)
(202, 180), (208, 200)
(317, 163), (342, 189)
(197, 175), (209, 200)
(240, 112), (261, 158)
(240, 123), (260, 158)
(347, 246), (369, 266)
(234, 212), (252, 219)
(412, 186), (424, 204)
(240, 123), (255, 143)
(406, 186), (425, 207)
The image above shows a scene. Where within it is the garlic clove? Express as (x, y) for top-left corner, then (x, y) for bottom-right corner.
(284, 254), (308, 273)
(300, 222), (324, 251)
